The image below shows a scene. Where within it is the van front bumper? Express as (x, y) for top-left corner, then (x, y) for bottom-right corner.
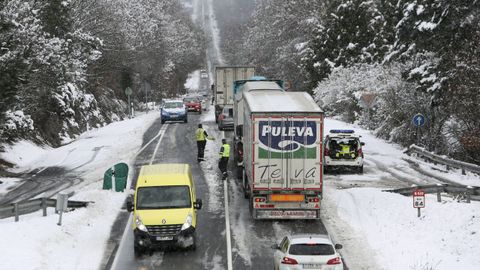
(134, 226), (195, 249)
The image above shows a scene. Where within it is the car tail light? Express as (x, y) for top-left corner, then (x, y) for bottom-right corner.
(254, 197), (266, 202)
(308, 197), (320, 202)
(324, 148), (329, 156)
(327, 257), (341, 265)
(281, 257), (298, 265)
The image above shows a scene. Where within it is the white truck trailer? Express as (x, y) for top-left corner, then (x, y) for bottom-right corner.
(233, 79), (284, 167)
(213, 66), (255, 122)
(241, 91), (324, 219)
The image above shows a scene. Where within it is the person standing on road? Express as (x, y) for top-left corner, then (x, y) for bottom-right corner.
(218, 138), (230, 180)
(196, 124), (209, 162)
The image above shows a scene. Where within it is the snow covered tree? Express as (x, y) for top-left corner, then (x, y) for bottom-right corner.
(389, 0), (480, 162)
(302, 0), (387, 86)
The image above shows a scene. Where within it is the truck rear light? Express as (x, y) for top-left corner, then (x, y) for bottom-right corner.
(281, 257), (298, 265)
(327, 257), (341, 265)
(308, 197), (320, 202)
(254, 197), (266, 202)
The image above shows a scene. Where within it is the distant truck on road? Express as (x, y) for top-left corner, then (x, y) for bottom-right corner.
(239, 90), (324, 219)
(213, 66), (255, 122)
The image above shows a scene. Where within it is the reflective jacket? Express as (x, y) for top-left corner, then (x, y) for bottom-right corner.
(196, 128), (207, 141)
(219, 143), (230, 157)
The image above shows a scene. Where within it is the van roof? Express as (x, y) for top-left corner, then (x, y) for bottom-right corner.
(136, 164), (191, 187)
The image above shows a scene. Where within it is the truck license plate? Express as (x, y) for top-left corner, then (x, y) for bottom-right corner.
(156, 236), (173, 241)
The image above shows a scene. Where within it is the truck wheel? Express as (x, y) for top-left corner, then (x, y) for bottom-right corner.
(134, 245), (142, 258)
(243, 170), (250, 199)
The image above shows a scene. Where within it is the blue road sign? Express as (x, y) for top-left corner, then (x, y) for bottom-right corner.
(412, 114), (426, 127)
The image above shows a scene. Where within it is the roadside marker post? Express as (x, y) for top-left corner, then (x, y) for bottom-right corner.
(56, 193), (68, 226)
(413, 189), (425, 217)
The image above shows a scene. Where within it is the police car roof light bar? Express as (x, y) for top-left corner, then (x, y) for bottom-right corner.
(330, 129), (355, 134)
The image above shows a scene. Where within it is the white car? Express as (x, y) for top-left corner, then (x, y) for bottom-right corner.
(324, 129), (365, 173)
(273, 234), (344, 270)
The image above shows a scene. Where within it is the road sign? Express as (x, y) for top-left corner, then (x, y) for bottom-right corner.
(125, 87), (133, 96)
(413, 189), (425, 208)
(412, 113), (425, 127)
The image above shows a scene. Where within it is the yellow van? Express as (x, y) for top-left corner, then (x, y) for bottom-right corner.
(126, 163), (202, 256)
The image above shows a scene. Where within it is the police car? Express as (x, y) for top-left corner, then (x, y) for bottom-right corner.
(323, 129), (365, 173)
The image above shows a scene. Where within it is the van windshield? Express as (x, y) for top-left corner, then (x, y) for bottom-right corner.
(137, 186), (191, 209)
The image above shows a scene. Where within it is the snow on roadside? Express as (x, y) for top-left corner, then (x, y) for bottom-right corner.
(322, 118), (480, 270)
(331, 187), (480, 270)
(0, 112), (159, 269)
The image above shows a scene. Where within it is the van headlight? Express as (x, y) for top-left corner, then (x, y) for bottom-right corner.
(135, 215), (148, 232)
(181, 213), (192, 231)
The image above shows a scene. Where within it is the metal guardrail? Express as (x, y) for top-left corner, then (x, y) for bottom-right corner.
(385, 184), (480, 202)
(405, 144), (480, 175)
(0, 197), (90, 221)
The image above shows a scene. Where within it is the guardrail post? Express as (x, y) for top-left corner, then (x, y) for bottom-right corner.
(42, 198), (47, 217)
(436, 184), (444, 202)
(14, 203), (19, 222)
(466, 186), (473, 203)
(461, 167), (466, 175)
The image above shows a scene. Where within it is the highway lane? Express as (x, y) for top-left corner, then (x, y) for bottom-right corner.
(112, 110), (228, 269)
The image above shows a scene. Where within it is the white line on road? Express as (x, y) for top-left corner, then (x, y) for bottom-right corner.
(221, 129), (233, 270)
(149, 124), (169, 165)
(224, 178), (233, 270)
(135, 123), (168, 157)
(111, 123), (169, 270)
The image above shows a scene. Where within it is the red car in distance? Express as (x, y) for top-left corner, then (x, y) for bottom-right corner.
(183, 96), (202, 114)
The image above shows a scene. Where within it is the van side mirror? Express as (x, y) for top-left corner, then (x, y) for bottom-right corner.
(334, 244), (343, 250)
(236, 125), (243, 137)
(126, 196), (134, 212)
(194, 199), (203, 210)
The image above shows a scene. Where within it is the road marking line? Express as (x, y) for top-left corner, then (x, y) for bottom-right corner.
(149, 124), (169, 165)
(111, 123), (169, 269)
(224, 179), (233, 270)
(136, 122), (167, 156)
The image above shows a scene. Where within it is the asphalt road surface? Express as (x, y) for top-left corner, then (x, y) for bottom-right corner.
(109, 98), (329, 269)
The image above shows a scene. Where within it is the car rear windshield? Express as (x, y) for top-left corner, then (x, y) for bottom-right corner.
(136, 185), (191, 209)
(164, 102), (183, 108)
(184, 97), (198, 102)
(328, 138), (359, 148)
(289, 243), (335, 255)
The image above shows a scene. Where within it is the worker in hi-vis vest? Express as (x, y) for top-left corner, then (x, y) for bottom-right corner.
(196, 123), (213, 162)
(218, 138), (230, 180)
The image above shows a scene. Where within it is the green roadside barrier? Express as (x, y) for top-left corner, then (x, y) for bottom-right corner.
(103, 162), (129, 192)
